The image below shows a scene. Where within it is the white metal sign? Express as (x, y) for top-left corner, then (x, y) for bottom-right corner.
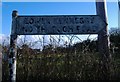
(16, 15), (107, 35)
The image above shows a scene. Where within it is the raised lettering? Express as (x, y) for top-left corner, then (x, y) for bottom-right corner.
(29, 18), (34, 24)
(68, 26), (73, 32)
(63, 26), (67, 32)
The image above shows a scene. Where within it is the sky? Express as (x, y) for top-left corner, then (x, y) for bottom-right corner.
(0, 2), (1, 34)
(1, 0), (118, 2)
(0, 1), (119, 47)
(1, 1), (118, 35)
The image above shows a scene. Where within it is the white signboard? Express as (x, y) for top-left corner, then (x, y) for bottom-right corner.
(16, 15), (107, 35)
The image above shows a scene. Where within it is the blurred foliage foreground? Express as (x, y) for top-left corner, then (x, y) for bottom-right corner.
(2, 32), (120, 81)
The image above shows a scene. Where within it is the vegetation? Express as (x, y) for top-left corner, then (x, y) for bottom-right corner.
(2, 30), (120, 81)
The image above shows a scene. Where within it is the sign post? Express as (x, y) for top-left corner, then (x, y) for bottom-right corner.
(9, 1), (110, 81)
(9, 10), (18, 82)
(96, 0), (111, 80)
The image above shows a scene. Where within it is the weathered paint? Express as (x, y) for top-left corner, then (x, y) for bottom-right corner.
(9, 10), (18, 82)
(9, 35), (17, 82)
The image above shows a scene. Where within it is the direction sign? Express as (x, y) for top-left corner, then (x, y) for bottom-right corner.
(15, 15), (107, 35)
